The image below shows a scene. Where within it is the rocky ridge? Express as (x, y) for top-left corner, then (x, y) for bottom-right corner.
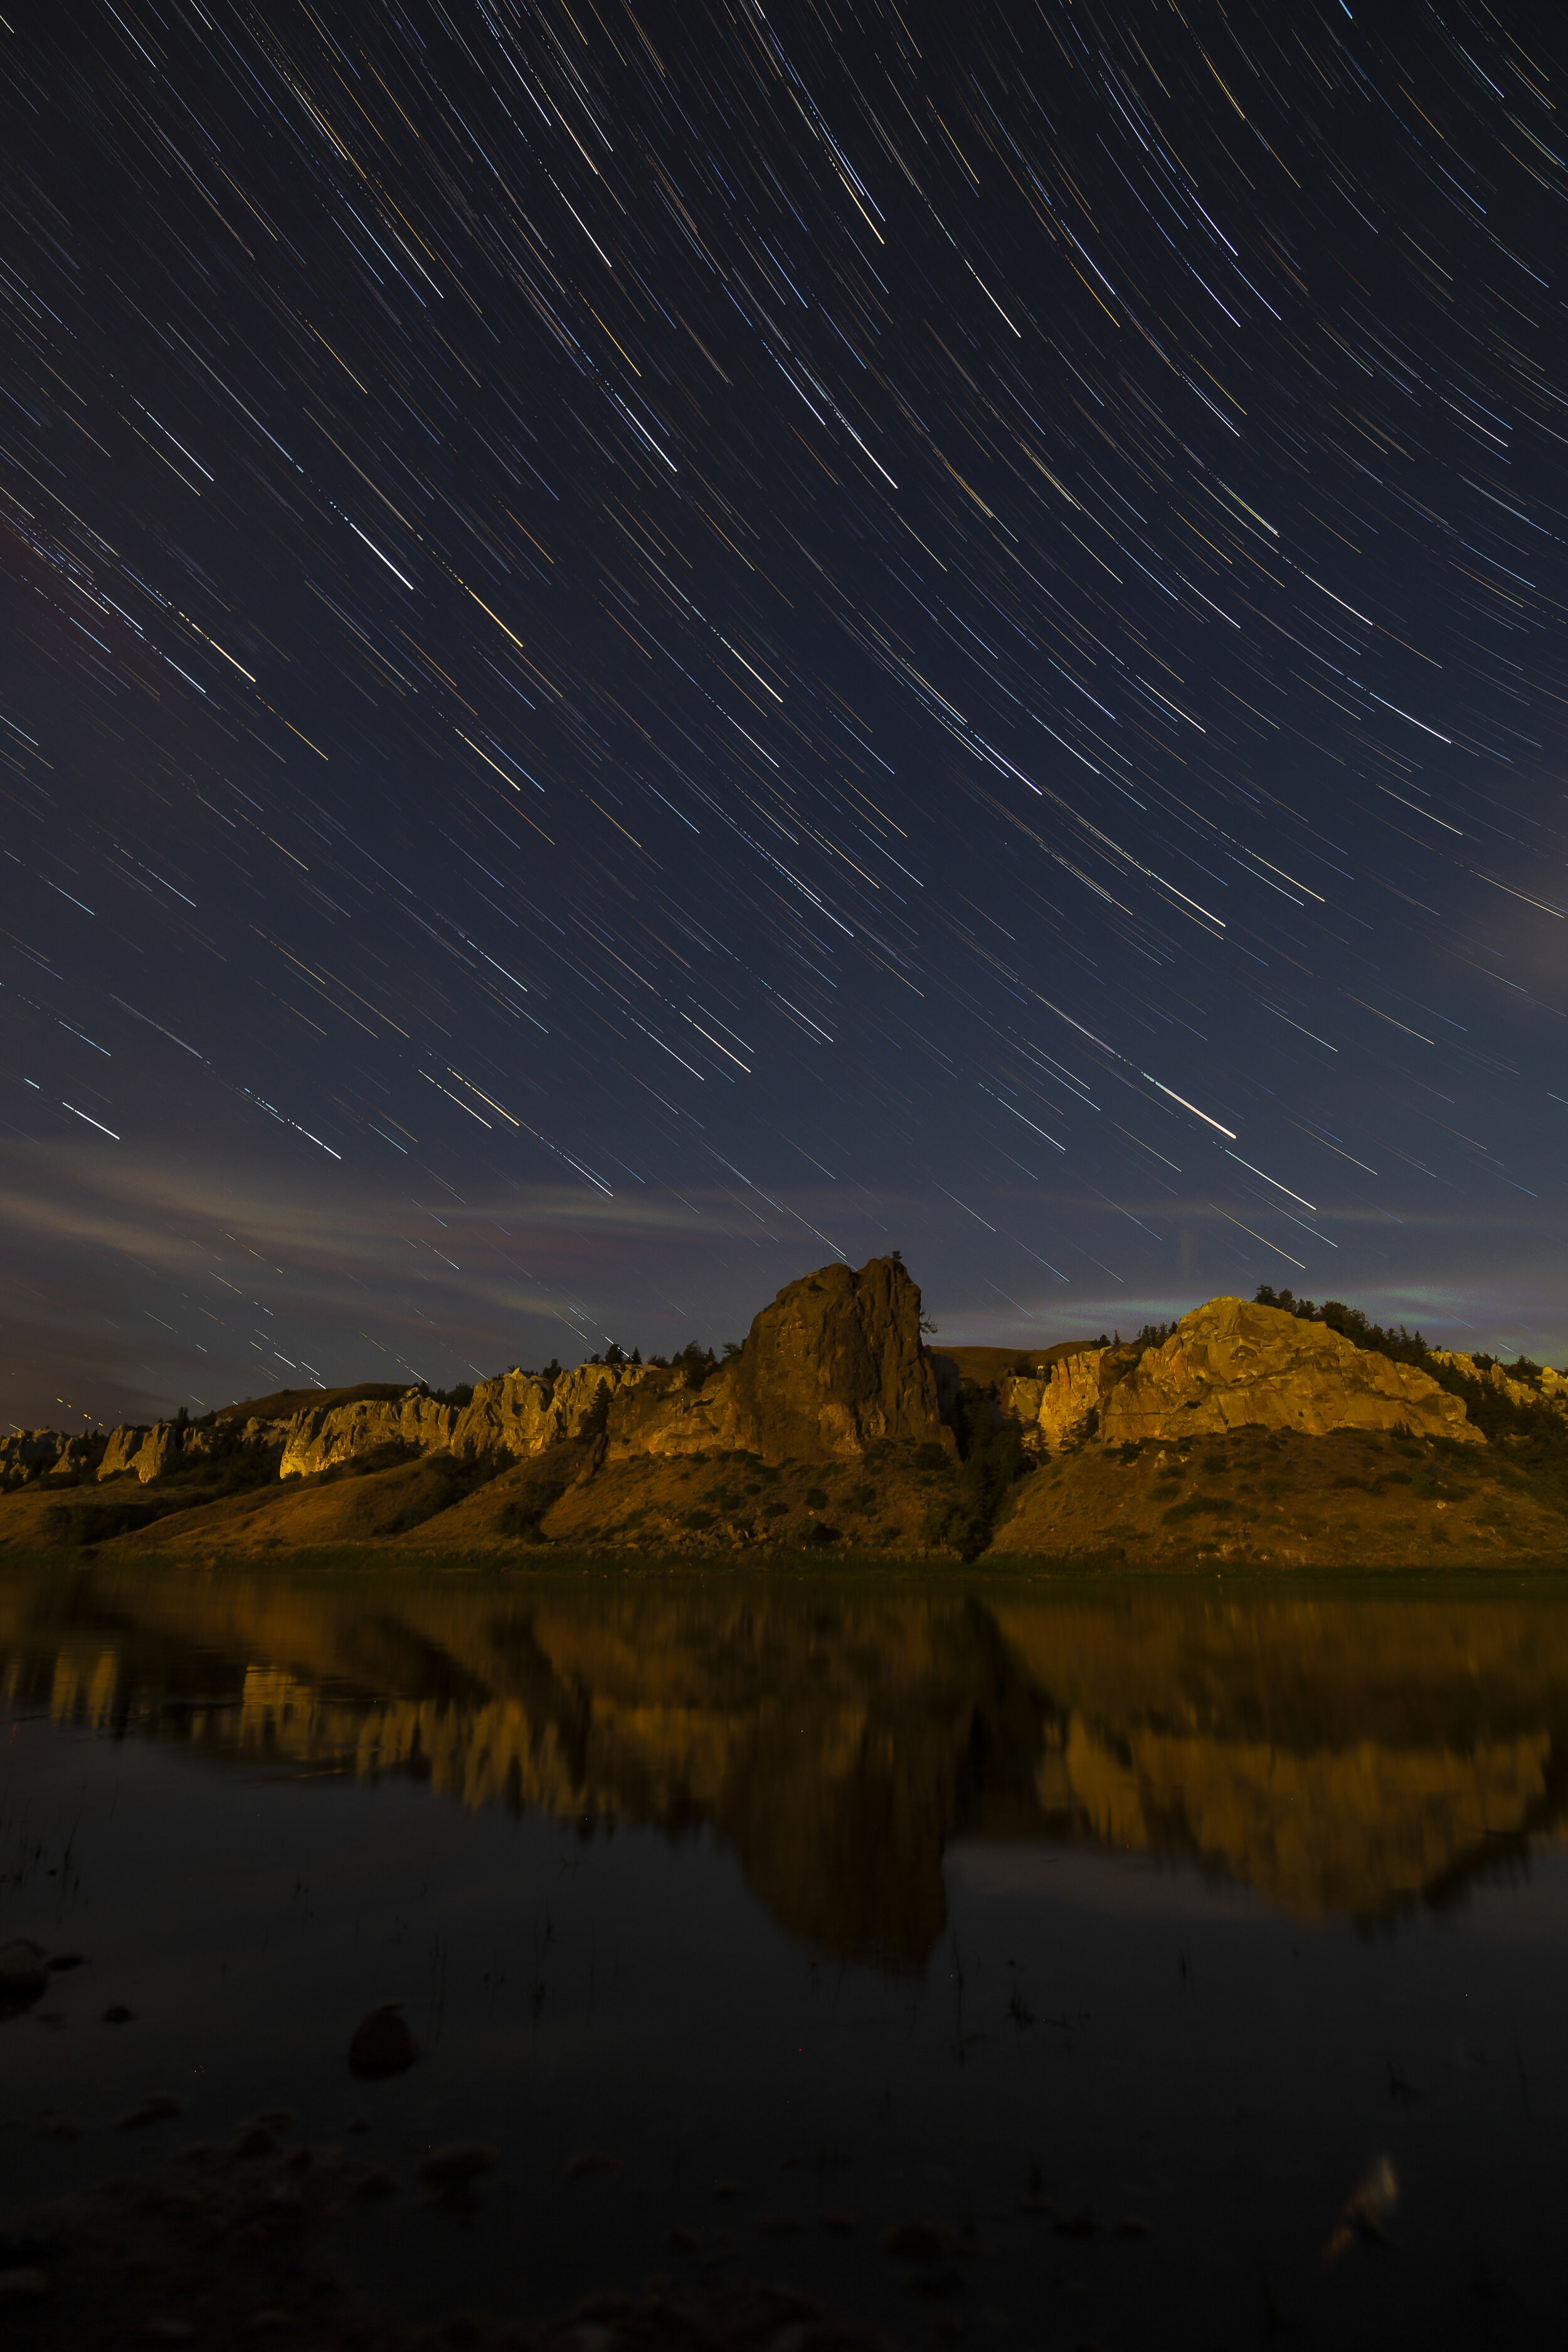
(9, 1263), (1568, 1565)
(280, 1254), (950, 1479)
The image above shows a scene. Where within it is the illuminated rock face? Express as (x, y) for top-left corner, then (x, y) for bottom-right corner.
(99, 1424), (149, 1479)
(1432, 1349), (1568, 1417)
(281, 1391), (457, 1478)
(279, 1253), (948, 1477)
(1098, 1296), (1480, 1446)
(46, 1433), (104, 1478)
(1, 1429), (65, 1478)
(98, 1421), (182, 1482)
(722, 1254), (947, 1460)
(1001, 1345), (1139, 1454)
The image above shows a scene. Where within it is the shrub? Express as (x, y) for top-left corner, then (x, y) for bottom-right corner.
(497, 1500), (546, 1542)
(1162, 1494), (1234, 1525)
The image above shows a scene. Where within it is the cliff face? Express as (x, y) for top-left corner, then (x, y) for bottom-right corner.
(11, 1266), (1515, 1544)
(282, 1389), (461, 1478)
(99, 1422), (180, 1483)
(1432, 1348), (1568, 1417)
(1001, 1344), (1138, 1453)
(991, 1301), (1474, 1454)
(722, 1254), (946, 1458)
(277, 1253), (946, 1479)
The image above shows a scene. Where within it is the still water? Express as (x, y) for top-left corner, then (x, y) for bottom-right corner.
(4, 1562), (1567, 2348)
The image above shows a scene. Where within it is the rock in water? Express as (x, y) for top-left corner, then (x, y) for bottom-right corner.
(347, 2004), (420, 2077)
(0, 1941), (48, 2013)
(115, 2094), (183, 2129)
(416, 2143), (498, 2191)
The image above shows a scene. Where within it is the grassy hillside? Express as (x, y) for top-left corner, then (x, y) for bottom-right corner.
(4, 1404), (1567, 1568)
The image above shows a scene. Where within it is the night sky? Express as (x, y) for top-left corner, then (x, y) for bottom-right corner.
(3, 0), (1567, 1431)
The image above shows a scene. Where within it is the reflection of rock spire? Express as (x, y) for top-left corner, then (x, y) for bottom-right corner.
(6, 1574), (1568, 1948)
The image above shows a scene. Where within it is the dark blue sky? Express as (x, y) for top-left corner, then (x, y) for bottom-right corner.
(3, 0), (1566, 1429)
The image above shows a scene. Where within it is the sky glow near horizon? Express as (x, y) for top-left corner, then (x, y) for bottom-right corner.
(2, 0), (1567, 1426)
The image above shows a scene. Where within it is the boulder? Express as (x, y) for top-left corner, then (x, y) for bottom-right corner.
(0, 1939), (48, 2013)
(720, 1255), (948, 1460)
(1099, 1298), (1480, 1446)
(347, 2003), (420, 2076)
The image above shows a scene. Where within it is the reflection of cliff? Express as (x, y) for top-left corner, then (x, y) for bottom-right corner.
(8, 1572), (1568, 1951)
(1056, 1718), (1550, 1915)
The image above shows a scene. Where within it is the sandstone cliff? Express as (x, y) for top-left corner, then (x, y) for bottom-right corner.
(1431, 1348), (1568, 1417)
(1102, 1297), (1480, 1444)
(1000, 1343), (1139, 1453)
(721, 1254), (946, 1457)
(277, 1253), (947, 1479)
(996, 1297), (1478, 1451)
(3, 1266), (1526, 1554)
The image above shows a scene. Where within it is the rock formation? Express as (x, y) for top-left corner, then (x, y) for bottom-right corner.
(722, 1254), (947, 1458)
(47, 1433), (105, 1478)
(7, 1264), (1510, 1505)
(993, 1300), (1481, 1453)
(1098, 1296), (1479, 1445)
(1431, 1348), (1568, 1417)
(1, 1429), (64, 1483)
(98, 1416), (287, 1482)
(1000, 1343), (1140, 1454)
(282, 1390), (460, 1479)
(278, 1254), (948, 1478)
(98, 1422), (184, 1483)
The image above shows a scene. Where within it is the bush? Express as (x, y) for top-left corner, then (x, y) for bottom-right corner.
(1162, 1494), (1234, 1525)
(380, 1448), (508, 1535)
(496, 1500), (546, 1542)
(44, 1498), (188, 1547)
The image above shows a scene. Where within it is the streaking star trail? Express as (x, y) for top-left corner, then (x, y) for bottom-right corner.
(1, 0), (1565, 1422)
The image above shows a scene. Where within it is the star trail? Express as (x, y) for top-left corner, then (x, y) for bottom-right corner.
(2, 0), (1566, 1423)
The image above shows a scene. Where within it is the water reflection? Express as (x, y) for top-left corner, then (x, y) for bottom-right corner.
(5, 1566), (1567, 1954)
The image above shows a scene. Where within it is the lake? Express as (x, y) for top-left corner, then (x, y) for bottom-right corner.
(4, 1560), (1567, 2348)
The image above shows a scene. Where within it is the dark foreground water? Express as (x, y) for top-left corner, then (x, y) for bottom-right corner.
(4, 1562), (1567, 2349)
